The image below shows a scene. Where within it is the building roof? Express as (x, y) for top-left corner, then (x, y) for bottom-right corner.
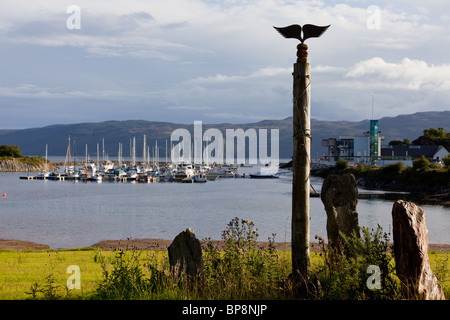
(381, 145), (448, 158)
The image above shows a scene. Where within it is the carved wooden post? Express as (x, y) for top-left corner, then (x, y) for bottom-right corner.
(273, 24), (329, 289)
(292, 43), (311, 280)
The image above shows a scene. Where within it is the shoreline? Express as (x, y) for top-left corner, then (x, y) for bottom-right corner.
(311, 169), (450, 206)
(1, 238), (450, 253)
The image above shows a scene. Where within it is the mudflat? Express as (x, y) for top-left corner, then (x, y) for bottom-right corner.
(1, 238), (449, 253)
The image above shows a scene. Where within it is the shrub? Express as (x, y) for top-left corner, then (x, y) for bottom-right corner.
(355, 163), (366, 173)
(443, 155), (450, 169)
(95, 250), (152, 299)
(202, 218), (291, 299)
(335, 159), (348, 170)
(0, 145), (22, 158)
(314, 225), (401, 300)
(381, 162), (405, 176)
(412, 155), (430, 170)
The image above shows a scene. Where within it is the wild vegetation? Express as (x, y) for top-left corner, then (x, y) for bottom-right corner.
(413, 127), (450, 150)
(0, 144), (45, 166)
(318, 155), (450, 191)
(0, 218), (448, 300)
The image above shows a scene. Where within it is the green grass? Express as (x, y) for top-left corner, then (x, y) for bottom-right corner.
(0, 249), (108, 299)
(0, 220), (448, 300)
(0, 248), (448, 300)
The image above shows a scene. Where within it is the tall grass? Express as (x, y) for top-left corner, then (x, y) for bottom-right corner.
(1, 219), (448, 300)
(200, 218), (293, 299)
(91, 219), (449, 300)
(313, 225), (401, 299)
(93, 218), (294, 300)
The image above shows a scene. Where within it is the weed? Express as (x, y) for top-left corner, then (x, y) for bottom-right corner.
(95, 249), (150, 300)
(313, 225), (401, 300)
(25, 252), (61, 300)
(201, 218), (292, 299)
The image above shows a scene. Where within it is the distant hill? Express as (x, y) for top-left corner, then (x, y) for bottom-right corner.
(0, 111), (448, 161)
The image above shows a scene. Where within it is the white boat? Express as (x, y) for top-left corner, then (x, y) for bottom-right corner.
(192, 175), (207, 183)
(48, 171), (62, 180)
(37, 171), (50, 179)
(100, 160), (114, 174)
(174, 163), (195, 180)
(38, 144), (51, 178)
(205, 166), (238, 179)
(126, 167), (139, 180)
(81, 162), (102, 182)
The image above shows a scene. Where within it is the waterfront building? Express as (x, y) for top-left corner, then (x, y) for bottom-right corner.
(322, 119), (383, 165)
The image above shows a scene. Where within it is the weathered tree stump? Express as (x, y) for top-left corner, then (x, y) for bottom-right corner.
(168, 228), (204, 281)
(320, 173), (360, 249)
(392, 200), (445, 300)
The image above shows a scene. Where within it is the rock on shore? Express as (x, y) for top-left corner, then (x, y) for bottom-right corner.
(0, 159), (54, 172)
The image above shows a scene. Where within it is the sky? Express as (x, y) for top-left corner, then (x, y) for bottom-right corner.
(0, 0), (450, 129)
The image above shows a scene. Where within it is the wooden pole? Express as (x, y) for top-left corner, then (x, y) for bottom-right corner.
(292, 43), (311, 281)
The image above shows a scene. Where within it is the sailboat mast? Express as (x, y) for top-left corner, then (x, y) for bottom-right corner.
(45, 144), (48, 172)
(143, 134), (146, 164)
(65, 135), (71, 173)
(97, 143), (99, 167)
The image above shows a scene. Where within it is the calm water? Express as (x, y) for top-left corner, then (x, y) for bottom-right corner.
(0, 168), (449, 249)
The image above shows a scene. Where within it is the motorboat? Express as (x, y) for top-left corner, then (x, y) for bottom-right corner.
(174, 163), (195, 180)
(249, 173), (279, 179)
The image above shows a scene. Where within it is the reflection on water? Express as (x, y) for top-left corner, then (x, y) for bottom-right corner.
(0, 171), (448, 249)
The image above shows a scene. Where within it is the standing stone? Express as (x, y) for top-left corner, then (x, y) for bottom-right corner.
(320, 173), (360, 248)
(168, 228), (204, 280)
(392, 200), (445, 300)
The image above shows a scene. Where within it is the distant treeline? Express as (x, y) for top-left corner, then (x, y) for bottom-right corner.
(389, 127), (450, 150)
(313, 158), (450, 201)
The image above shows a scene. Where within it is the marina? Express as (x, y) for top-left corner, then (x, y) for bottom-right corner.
(18, 134), (283, 183)
(18, 156), (410, 201)
(19, 161), (245, 183)
(3, 171), (449, 249)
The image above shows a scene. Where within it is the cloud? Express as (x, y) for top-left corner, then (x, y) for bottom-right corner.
(0, 84), (53, 98)
(187, 67), (291, 86)
(344, 57), (450, 91)
(167, 105), (213, 111)
(1, 0), (450, 128)
(203, 112), (274, 122)
(0, 84), (133, 100)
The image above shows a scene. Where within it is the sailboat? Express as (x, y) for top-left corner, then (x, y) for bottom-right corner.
(37, 144), (50, 179)
(63, 135), (80, 179)
(81, 144), (102, 182)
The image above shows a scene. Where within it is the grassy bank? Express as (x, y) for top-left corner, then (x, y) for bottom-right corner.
(0, 247), (448, 300)
(0, 221), (449, 300)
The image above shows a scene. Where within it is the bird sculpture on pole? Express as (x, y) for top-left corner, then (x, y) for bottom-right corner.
(273, 24), (330, 43)
(274, 23), (330, 292)
(273, 24), (330, 62)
